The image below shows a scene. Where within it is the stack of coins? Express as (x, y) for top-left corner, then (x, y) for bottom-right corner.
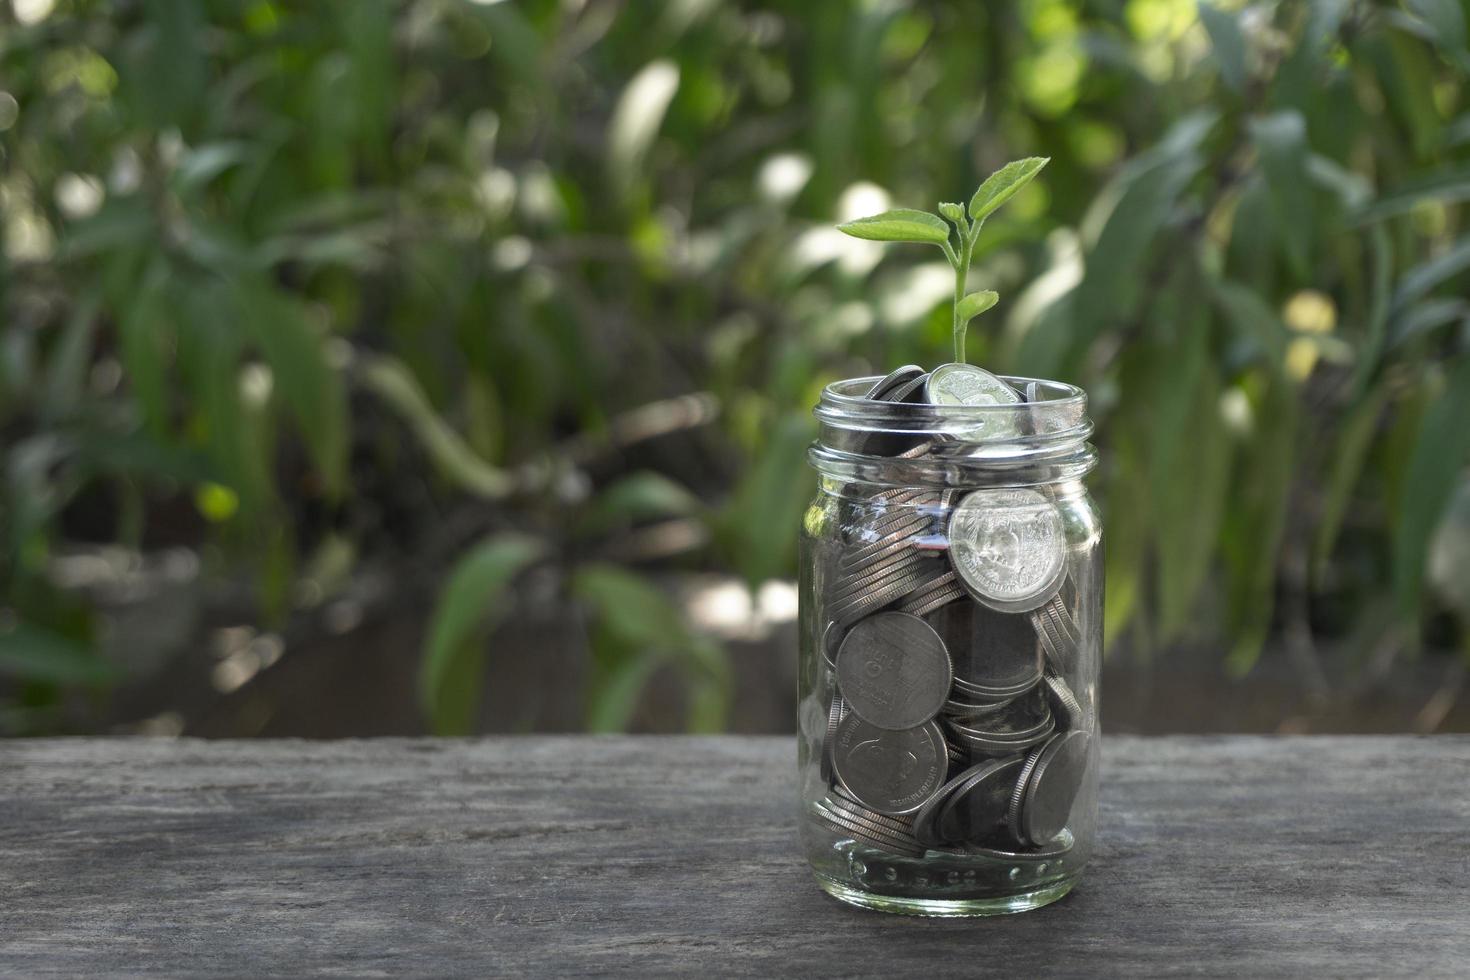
(812, 364), (1092, 859)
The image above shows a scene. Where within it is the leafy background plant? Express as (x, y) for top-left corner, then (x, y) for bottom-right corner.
(2, 0), (1469, 736)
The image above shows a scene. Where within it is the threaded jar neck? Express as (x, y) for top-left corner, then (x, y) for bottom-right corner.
(809, 375), (1096, 490)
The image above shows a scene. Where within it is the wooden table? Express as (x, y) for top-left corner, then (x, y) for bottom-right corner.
(3, 736), (1467, 977)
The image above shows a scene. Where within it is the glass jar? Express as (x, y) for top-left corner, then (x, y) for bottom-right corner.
(798, 374), (1101, 916)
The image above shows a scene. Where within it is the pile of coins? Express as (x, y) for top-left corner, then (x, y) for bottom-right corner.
(812, 364), (1092, 858)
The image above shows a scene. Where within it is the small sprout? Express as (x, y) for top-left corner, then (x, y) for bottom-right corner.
(838, 158), (1049, 363)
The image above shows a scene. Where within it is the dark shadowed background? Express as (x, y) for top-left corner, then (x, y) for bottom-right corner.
(3, 0), (1469, 738)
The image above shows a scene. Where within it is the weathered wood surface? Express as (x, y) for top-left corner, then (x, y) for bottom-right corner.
(2, 736), (1468, 978)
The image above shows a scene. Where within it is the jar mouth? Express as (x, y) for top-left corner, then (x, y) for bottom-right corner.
(810, 374), (1094, 487)
(815, 375), (1089, 440)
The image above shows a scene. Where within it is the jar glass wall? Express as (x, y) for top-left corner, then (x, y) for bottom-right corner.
(798, 376), (1101, 916)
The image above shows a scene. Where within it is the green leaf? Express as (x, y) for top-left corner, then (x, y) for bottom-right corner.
(1393, 356), (1470, 618)
(1150, 308), (1232, 642)
(1428, 477), (1470, 621)
(1354, 164), (1470, 223)
(585, 652), (662, 732)
(1199, 3), (1247, 94)
(1249, 111), (1313, 280)
(967, 157), (1049, 222)
(0, 624), (118, 685)
(419, 534), (546, 735)
(608, 59), (680, 205)
(956, 289), (999, 325)
(358, 355), (515, 499)
(578, 471), (702, 535)
(718, 411), (817, 585)
(1213, 280), (1289, 367)
(1391, 235), (1470, 315)
(836, 208), (951, 244)
(1313, 384), (1388, 579)
(1222, 376), (1297, 675)
(573, 564), (729, 731)
(239, 284), (349, 498)
(938, 202), (966, 223)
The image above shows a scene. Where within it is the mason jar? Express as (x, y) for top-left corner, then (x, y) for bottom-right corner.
(797, 373), (1101, 916)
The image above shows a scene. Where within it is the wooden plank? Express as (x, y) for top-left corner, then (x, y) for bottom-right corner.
(1, 736), (1467, 977)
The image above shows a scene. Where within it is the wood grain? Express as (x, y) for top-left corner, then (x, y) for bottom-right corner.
(2, 736), (1468, 977)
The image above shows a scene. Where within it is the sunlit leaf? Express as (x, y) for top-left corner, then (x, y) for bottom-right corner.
(608, 59), (680, 204)
(419, 534), (546, 735)
(967, 157), (1049, 222)
(836, 208), (951, 245)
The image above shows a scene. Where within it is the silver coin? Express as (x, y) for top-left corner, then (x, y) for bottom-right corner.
(836, 612), (952, 730)
(934, 755), (1027, 844)
(1042, 671), (1085, 731)
(948, 488), (1067, 613)
(819, 694), (848, 785)
(829, 563), (934, 625)
(888, 373), (931, 403)
(813, 799), (925, 857)
(925, 362), (1022, 407)
(1017, 729), (1091, 847)
(1007, 742), (1048, 841)
(830, 714), (948, 817)
(832, 549), (924, 599)
(821, 620), (844, 671)
(946, 713), (1055, 755)
(830, 784), (916, 827)
(866, 365), (925, 400)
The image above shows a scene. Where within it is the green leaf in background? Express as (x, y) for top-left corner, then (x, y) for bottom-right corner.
(573, 564), (729, 732)
(955, 289), (999, 325)
(1222, 376), (1298, 675)
(719, 411), (818, 586)
(1390, 235), (1470, 316)
(967, 157), (1049, 223)
(419, 534), (546, 735)
(1393, 356), (1470, 619)
(1313, 383), (1389, 581)
(358, 355), (515, 499)
(1428, 477), (1470, 623)
(577, 471), (703, 536)
(116, 260), (174, 436)
(238, 283), (349, 498)
(1249, 111), (1314, 281)
(608, 59), (680, 206)
(0, 624), (118, 685)
(836, 208), (951, 244)
(1199, 3), (1248, 94)
(1213, 279), (1290, 367)
(40, 293), (100, 424)
(1150, 312), (1232, 643)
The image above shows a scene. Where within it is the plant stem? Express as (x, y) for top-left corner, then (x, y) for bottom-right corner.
(952, 230), (974, 364)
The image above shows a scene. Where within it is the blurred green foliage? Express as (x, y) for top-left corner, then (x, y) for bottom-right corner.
(2, 0), (1469, 734)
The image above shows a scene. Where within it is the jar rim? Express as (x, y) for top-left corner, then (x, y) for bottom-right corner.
(809, 373), (1094, 485)
(814, 374), (1089, 438)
